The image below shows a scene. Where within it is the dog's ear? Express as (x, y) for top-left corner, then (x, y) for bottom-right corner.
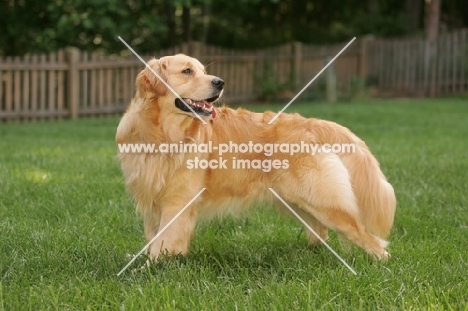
(136, 58), (168, 97)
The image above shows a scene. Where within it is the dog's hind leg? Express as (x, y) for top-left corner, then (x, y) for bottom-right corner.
(304, 205), (389, 260)
(287, 205), (328, 245)
(279, 154), (389, 260)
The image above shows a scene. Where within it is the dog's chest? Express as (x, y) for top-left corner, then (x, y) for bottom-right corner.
(120, 152), (186, 196)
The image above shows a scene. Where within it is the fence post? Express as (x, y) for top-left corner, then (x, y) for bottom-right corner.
(429, 39), (438, 97)
(66, 47), (80, 119)
(359, 35), (373, 79)
(293, 42), (302, 91)
(325, 56), (337, 103)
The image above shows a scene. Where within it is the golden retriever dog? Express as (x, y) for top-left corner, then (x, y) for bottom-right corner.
(116, 54), (396, 262)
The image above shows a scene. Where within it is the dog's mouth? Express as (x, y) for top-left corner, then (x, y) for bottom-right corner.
(175, 96), (219, 118)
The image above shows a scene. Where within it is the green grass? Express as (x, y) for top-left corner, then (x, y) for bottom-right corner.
(1, 98), (467, 310)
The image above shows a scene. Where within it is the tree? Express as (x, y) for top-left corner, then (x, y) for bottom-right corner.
(425, 0), (441, 41)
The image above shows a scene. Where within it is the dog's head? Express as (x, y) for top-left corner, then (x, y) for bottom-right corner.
(136, 54), (223, 119)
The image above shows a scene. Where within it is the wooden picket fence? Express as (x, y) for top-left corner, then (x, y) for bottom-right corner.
(0, 50), (150, 121)
(367, 29), (468, 97)
(0, 29), (467, 121)
(0, 41), (362, 121)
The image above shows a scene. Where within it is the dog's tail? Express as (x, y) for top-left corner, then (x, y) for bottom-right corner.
(340, 144), (396, 239)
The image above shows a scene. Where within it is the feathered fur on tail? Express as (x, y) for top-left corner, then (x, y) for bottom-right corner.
(340, 143), (396, 239)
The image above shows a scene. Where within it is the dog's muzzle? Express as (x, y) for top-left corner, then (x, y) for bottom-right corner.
(175, 78), (224, 118)
(175, 94), (220, 118)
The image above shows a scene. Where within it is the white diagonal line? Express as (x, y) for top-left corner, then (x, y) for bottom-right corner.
(117, 188), (206, 276)
(118, 36), (207, 125)
(268, 37), (356, 124)
(268, 188), (357, 275)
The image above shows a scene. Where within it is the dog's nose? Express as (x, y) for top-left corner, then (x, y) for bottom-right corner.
(211, 78), (224, 90)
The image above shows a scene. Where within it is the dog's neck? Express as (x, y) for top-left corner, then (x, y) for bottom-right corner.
(133, 97), (213, 144)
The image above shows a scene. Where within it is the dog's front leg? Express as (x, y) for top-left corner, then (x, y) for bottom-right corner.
(143, 209), (161, 247)
(147, 202), (198, 261)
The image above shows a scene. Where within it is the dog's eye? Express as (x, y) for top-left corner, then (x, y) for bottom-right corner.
(182, 68), (193, 75)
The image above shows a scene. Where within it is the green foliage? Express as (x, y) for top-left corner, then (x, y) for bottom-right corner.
(302, 76), (373, 102)
(205, 0), (464, 48)
(0, 0), (467, 56)
(301, 77), (327, 102)
(255, 61), (294, 101)
(0, 0), (175, 55)
(338, 76), (369, 101)
(1, 99), (467, 309)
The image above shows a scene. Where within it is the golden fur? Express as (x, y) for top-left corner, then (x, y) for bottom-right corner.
(116, 54), (396, 261)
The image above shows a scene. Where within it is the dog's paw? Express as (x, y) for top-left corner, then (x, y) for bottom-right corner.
(380, 249), (390, 261)
(123, 254), (152, 273)
(131, 265), (147, 274)
(376, 238), (390, 261)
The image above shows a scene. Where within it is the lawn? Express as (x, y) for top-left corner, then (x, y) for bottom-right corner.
(0, 98), (467, 310)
